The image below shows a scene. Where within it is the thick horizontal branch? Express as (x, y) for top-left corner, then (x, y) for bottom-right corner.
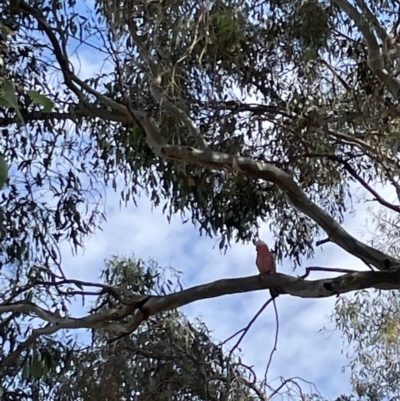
(2, 269), (399, 370)
(62, 271), (400, 333)
(141, 270), (400, 313)
(3, 270), (400, 334)
(0, 107), (132, 127)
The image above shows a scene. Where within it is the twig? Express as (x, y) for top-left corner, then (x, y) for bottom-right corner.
(228, 297), (274, 359)
(316, 238), (330, 246)
(300, 266), (363, 279)
(362, 260), (376, 271)
(340, 158), (400, 213)
(220, 328), (246, 346)
(264, 299), (279, 382)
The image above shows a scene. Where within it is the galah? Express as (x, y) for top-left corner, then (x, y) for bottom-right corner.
(255, 240), (278, 298)
(255, 240), (276, 274)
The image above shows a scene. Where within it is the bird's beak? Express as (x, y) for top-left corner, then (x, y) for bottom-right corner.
(252, 238), (257, 245)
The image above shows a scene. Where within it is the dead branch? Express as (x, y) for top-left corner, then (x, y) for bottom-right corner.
(264, 299), (279, 382)
(228, 298), (274, 359)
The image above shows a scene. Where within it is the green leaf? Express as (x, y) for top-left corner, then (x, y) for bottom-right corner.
(28, 356), (45, 379)
(0, 24), (15, 36)
(0, 97), (10, 108)
(22, 363), (30, 380)
(27, 90), (54, 113)
(0, 155), (9, 190)
(0, 80), (24, 123)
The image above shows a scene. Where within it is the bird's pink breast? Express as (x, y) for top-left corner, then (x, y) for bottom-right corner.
(256, 248), (275, 274)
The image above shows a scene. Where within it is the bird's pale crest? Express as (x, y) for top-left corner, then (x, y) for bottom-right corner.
(255, 240), (268, 249)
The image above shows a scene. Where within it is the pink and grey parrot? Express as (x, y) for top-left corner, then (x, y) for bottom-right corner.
(255, 240), (276, 274)
(255, 240), (278, 298)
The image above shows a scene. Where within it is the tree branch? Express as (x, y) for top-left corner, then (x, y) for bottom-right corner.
(2, 269), (400, 369)
(228, 298), (274, 359)
(299, 266), (362, 279)
(339, 158), (400, 213)
(332, 0), (400, 100)
(3, 270), (400, 333)
(150, 76), (210, 150)
(264, 299), (279, 382)
(135, 114), (399, 270)
(353, 0), (388, 45)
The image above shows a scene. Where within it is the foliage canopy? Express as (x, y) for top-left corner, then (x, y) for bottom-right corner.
(1, 0), (400, 399)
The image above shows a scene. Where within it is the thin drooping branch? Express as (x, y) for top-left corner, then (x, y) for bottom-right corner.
(16, 1), (86, 104)
(228, 298), (274, 359)
(339, 158), (400, 213)
(0, 325), (59, 374)
(264, 299), (279, 382)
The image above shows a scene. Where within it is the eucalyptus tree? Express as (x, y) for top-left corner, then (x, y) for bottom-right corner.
(1, 0), (400, 399)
